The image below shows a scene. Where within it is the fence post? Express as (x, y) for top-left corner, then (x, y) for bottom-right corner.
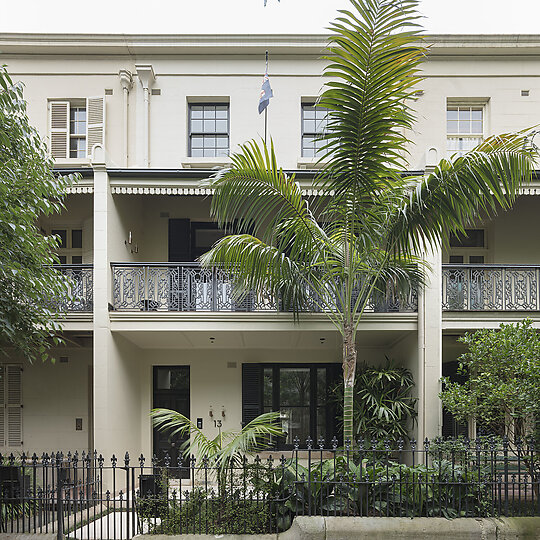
(56, 455), (65, 540)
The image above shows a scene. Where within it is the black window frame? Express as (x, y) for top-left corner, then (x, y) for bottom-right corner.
(301, 102), (330, 158)
(242, 362), (340, 450)
(188, 102), (230, 158)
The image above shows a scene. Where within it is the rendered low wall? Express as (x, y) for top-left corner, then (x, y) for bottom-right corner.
(135, 516), (540, 540)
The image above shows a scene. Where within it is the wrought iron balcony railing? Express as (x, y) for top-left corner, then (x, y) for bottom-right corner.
(442, 264), (540, 311)
(52, 264), (93, 312)
(111, 263), (417, 313)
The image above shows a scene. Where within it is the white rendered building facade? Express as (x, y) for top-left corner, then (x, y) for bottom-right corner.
(1, 33), (539, 458)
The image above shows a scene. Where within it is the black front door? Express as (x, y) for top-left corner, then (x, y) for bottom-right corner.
(153, 366), (190, 474)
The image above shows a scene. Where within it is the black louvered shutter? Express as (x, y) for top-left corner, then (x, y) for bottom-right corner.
(169, 219), (191, 262)
(242, 364), (262, 427)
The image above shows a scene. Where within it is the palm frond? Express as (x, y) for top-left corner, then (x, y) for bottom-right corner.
(204, 139), (319, 247)
(216, 411), (284, 468)
(390, 132), (536, 254)
(150, 408), (221, 460)
(318, 0), (426, 199)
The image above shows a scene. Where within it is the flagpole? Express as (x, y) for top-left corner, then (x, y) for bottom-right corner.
(264, 50), (269, 145)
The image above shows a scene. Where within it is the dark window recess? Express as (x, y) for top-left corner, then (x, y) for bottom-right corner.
(72, 229), (83, 249)
(242, 363), (339, 449)
(168, 219), (191, 262)
(448, 255), (464, 264)
(449, 229), (484, 249)
(469, 255), (485, 264)
(442, 361), (468, 438)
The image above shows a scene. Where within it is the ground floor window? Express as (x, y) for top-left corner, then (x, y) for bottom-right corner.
(242, 363), (340, 449)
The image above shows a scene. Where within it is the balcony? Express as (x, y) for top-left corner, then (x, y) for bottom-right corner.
(111, 263), (418, 313)
(442, 264), (540, 311)
(52, 264), (93, 312)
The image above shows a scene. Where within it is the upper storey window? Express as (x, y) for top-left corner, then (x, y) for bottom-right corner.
(48, 97), (105, 160)
(446, 105), (483, 157)
(188, 104), (229, 158)
(301, 103), (329, 158)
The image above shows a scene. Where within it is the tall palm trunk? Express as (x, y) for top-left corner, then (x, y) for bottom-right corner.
(343, 323), (357, 444)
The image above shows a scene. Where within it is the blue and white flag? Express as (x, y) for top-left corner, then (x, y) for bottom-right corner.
(258, 70), (273, 114)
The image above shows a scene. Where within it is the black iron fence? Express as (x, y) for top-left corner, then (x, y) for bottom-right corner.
(442, 264), (540, 311)
(52, 264), (93, 312)
(111, 262), (418, 313)
(0, 438), (538, 539)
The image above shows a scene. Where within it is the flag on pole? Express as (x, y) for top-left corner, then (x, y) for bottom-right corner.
(258, 55), (273, 114)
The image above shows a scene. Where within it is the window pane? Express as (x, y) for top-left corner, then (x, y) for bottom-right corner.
(280, 407), (310, 445)
(191, 119), (203, 132)
(72, 255), (82, 264)
(471, 108), (483, 120)
(191, 135), (203, 148)
(206, 137), (216, 148)
(316, 406), (327, 440)
(52, 229), (67, 249)
(280, 368), (310, 406)
(447, 108), (458, 120)
(471, 120), (483, 134)
(317, 368), (327, 405)
(216, 148), (229, 157)
(202, 119), (214, 132)
(191, 148), (204, 157)
(203, 107), (216, 119)
(303, 107), (315, 119)
(215, 106), (228, 119)
(215, 119), (228, 133)
(216, 136), (228, 148)
(264, 368), (273, 407)
(447, 120), (458, 133)
(72, 229), (82, 249)
(203, 148), (215, 157)
(458, 108), (471, 121)
(303, 119), (316, 133)
(190, 106), (203, 119)
(58, 255), (67, 265)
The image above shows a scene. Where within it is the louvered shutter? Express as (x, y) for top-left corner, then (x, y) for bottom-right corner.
(242, 364), (262, 427)
(0, 365), (4, 446)
(86, 96), (105, 157)
(6, 365), (22, 447)
(49, 101), (70, 159)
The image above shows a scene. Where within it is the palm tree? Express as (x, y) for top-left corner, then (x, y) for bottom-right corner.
(199, 0), (536, 444)
(151, 409), (283, 497)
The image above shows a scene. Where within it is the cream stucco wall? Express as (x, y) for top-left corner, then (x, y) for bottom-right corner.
(0, 347), (92, 454)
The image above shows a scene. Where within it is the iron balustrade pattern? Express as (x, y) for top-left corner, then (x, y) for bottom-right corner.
(111, 263), (418, 313)
(442, 264), (540, 311)
(51, 265), (93, 312)
(0, 438), (538, 539)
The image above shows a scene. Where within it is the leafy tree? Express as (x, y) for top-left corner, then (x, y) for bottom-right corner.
(440, 319), (540, 441)
(199, 0), (535, 443)
(0, 66), (74, 363)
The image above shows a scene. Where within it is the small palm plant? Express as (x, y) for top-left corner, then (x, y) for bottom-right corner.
(151, 409), (283, 497)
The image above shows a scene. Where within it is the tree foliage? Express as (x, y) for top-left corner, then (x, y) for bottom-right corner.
(0, 66), (74, 363)
(200, 0), (535, 444)
(440, 319), (540, 440)
(333, 359), (417, 441)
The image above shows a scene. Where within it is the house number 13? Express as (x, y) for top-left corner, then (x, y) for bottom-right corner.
(214, 420), (222, 428)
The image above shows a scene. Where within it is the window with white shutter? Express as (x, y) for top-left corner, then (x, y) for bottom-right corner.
(86, 96), (105, 158)
(49, 101), (70, 159)
(48, 97), (105, 160)
(0, 364), (22, 447)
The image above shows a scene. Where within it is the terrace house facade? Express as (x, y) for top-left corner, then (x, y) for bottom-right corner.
(1, 33), (540, 460)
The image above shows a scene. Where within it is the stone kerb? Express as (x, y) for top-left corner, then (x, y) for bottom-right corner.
(133, 516), (540, 540)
